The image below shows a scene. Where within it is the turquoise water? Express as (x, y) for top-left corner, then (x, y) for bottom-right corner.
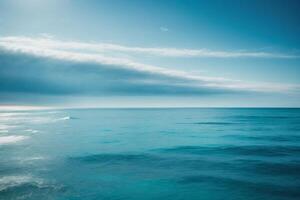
(0, 108), (300, 200)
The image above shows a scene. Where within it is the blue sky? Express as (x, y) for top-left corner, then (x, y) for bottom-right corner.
(0, 0), (300, 107)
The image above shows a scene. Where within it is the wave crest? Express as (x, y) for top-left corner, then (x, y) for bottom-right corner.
(0, 135), (28, 145)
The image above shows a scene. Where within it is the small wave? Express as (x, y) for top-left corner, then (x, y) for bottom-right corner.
(54, 116), (78, 121)
(24, 129), (39, 133)
(0, 176), (43, 192)
(0, 175), (62, 192)
(0, 135), (28, 145)
(193, 122), (236, 125)
(71, 153), (160, 165)
(233, 115), (300, 120)
(158, 145), (300, 157)
(0, 112), (30, 117)
(46, 111), (60, 114)
(55, 116), (77, 121)
(21, 156), (45, 162)
(178, 174), (300, 198)
(177, 122), (236, 125)
(0, 124), (14, 131)
(58, 116), (71, 120)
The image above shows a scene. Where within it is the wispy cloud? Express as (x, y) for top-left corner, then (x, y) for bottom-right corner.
(160, 26), (169, 32)
(0, 35), (298, 102)
(1, 36), (299, 59)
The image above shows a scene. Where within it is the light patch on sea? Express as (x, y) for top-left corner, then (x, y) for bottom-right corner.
(24, 129), (39, 133)
(0, 108), (300, 200)
(0, 110), (71, 199)
(0, 111), (70, 126)
(0, 124), (15, 132)
(0, 175), (62, 194)
(0, 135), (28, 145)
(0, 176), (44, 192)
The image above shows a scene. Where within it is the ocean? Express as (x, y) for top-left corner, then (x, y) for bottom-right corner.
(0, 108), (300, 200)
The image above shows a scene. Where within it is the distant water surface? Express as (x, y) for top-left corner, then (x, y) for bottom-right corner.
(0, 108), (300, 200)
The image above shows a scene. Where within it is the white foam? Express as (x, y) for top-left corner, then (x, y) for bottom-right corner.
(0, 112), (30, 117)
(0, 125), (16, 135)
(0, 113), (31, 123)
(46, 111), (60, 114)
(0, 105), (51, 111)
(28, 116), (71, 124)
(0, 135), (28, 145)
(0, 175), (44, 192)
(56, 116), (71, 121)
(16, 156), (46, 164)
(0, 124), (13, 130)
(0, 175), (63, 192)
(24, 129), (39, 133)
(24, 156), (45, 161)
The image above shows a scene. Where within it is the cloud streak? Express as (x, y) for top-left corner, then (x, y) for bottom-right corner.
(1, 36), (299, 59)
(0, 35), (299, 104)
(160, 27), (169, 32)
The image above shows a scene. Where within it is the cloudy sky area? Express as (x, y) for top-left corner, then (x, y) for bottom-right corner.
(0, 0), (300, 107)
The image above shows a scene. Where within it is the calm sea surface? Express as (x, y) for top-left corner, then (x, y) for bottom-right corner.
(0, 108), (300, 200)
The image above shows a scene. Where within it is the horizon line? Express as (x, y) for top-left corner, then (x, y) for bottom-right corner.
(0, 105), (299, 111)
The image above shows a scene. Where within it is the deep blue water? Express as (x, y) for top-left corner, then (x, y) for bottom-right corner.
(0, 108), (300, 200)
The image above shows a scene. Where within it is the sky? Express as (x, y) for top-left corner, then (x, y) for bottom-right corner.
(0, 0), (300, 108)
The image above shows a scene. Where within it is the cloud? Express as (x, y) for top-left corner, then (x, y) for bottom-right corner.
(0, 36), (299, 104)
(39, 33), (55, 39)
(1, 36), (299, 59)
(160, 26), (169, 32)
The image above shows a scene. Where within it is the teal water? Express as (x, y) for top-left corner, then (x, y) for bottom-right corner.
(0, 108), (300, 200)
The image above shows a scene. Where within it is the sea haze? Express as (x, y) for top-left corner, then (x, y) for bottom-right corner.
(0, 108), (300, 200)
